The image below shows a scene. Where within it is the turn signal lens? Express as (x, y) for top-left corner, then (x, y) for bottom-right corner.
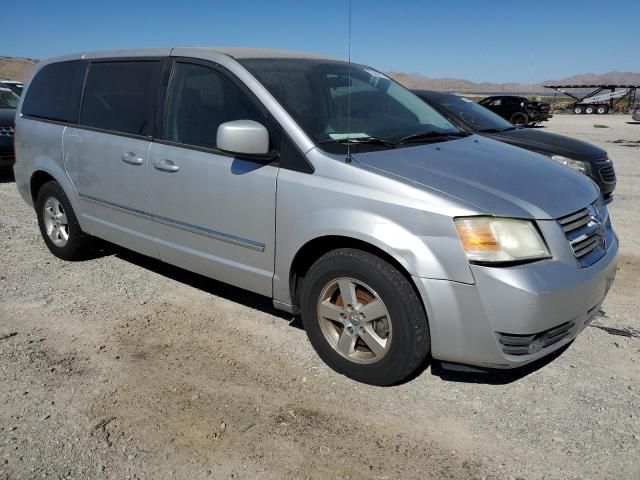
(455, 217), (550, 263)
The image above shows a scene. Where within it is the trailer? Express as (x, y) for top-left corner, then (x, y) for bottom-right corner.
(544, 84), (638, 114)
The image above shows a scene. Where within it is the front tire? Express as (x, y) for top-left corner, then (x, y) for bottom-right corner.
(300, 248), (430, 386)
(36, 181), (92, 260)
(510, 112), (528, 127)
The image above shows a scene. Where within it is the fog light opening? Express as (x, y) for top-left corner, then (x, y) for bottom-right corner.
(527, 337), (545, 355)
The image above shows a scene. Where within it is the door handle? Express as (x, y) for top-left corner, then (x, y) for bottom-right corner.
(153, 159), (180, 173)
(121, 152), (144, 165)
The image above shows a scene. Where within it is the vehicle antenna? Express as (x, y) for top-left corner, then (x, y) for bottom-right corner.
(345, 0), (353, 163)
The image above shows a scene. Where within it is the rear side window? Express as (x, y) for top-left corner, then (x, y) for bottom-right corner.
(21, 60), (86, 122)
(81, 61), (161, 136)
(164, 62), (266, 149)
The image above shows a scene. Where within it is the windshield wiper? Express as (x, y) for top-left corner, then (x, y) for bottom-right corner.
(396, 130), (468, 145)
(319, 137), (398, 148)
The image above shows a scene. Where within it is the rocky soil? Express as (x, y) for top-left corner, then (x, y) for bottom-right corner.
(1, 115), (639, 479)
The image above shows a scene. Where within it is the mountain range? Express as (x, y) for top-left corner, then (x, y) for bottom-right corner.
(389, 71), (640, 94)
(2, 55), (639, 94)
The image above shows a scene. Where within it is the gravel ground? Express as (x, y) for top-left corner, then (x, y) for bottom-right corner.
(1, 114), (639, 479)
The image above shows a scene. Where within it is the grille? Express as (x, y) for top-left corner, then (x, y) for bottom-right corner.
(558, 202), (607, 267)
(0, 151), (14, 162)
(599, 165), (616, 183)
(497, 322), (575, 356)
(0, 126), (14, 137)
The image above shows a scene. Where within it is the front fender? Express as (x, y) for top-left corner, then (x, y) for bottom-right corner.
(273, 174), (476, 306)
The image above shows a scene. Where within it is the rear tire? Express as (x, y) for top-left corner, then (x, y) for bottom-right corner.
(596, 105), (609, 114)
(300, 248), (430, 386)
(573, 106), (584, 114)
(35, 181), (93, 260)
(585, 106), (595, 114)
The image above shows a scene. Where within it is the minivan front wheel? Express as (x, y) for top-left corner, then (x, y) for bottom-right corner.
(300, 248), (430, 385)
(36, 181), (92, 260)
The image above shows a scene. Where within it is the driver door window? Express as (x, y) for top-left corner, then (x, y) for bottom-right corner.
(164, 63), (266, 150)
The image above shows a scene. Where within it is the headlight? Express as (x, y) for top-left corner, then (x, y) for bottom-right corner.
(550, 155), (591, 175)
(455, 217), (550, 263)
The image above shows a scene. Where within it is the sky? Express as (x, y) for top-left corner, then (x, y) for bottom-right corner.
(2, 0), (638, 83)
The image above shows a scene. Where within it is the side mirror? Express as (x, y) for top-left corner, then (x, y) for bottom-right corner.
(217, 120), (269, 155)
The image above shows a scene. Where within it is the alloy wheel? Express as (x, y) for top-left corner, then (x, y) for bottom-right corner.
(43, 197), (69, 247)
(316, 277), (392, 364)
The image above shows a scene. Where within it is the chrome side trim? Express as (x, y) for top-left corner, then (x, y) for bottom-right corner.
(153, 214), (265, 252)
(78, 193), (265, 252)
(79, 193), (151, 219)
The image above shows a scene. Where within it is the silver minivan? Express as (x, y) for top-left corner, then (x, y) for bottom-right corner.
(14, 48), (618, 385)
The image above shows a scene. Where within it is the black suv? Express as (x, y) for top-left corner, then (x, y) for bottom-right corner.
(0, 87), (18, 170)
(478, 95), (551, 127)
(413, 90), (616, 202)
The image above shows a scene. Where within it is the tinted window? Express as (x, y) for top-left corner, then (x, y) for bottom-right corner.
(239, 58), (457, 148)
(81, 61), (161, 136)
(164, 62), (266, 149)
(21, 60), (86, 122)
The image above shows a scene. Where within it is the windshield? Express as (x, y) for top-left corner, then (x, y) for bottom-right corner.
(239, 58), (460, 151)
(430, 95), (514, 132)
(0, 89), (19, 108)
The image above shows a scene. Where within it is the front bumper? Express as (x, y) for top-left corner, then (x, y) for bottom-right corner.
(0, 149), (14, 167)
(414, 231), (618, 369)
(528, 111), (552, 122)
(0, 136), (14, 167)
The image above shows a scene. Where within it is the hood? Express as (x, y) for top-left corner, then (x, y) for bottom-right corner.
(352, 135), (599, 220)
(487, 128), (607, 162)
(0, 108), (16, 126)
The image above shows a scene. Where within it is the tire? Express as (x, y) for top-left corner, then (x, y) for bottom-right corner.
(585, 106), (595, 114)
(35, 180), (92, 260)
(300, 248), (430, 386)
(596, 105), (609, 114)
(510, 112), (528, 127)
(573, 106), (584, 114)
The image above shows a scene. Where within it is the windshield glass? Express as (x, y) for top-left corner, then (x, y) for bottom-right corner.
(0, 89), (19, 108)
(432, 95), (514, 132)
(239, 58), (459, 150)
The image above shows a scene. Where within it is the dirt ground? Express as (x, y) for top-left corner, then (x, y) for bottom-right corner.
(1, 115), (639, 479)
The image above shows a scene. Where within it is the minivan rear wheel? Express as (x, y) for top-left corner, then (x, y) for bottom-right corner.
(300, 248), (430, 386)
(36, 181), (92, 260)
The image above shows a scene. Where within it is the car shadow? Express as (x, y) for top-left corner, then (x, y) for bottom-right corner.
(429, 343), (572, 385)
(626, 121), (640, 125)
(0, 169), (15, 183)
(101, 242), (298, 325)
(83, 240), (569, 386)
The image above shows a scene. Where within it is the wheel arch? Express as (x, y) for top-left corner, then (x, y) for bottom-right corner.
(28, 163), (85, 230)
(30, 170), (57, 204)
(288, 235), (422, 314)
